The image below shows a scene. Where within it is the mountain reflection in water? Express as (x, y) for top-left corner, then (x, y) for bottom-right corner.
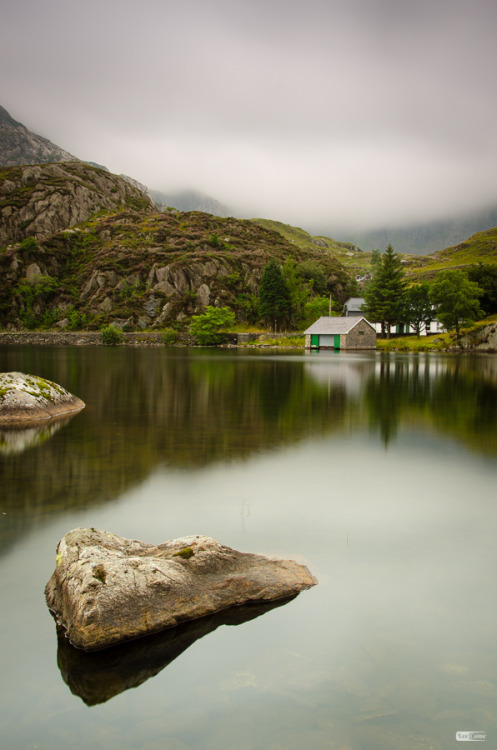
(1, 347), (497, 553)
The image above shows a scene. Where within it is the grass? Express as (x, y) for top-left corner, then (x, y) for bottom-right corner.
(376, 333), (452, 351)
(376, 315), (497, 351)
(241, 334), (305, 348)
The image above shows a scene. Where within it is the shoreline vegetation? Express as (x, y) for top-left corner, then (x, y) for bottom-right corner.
(1, 318), (497, 352)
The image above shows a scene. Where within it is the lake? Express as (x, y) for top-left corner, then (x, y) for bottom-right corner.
(0, 345), (496, 750)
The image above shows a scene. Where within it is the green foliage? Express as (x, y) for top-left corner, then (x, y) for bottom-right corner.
(467, 263), (497, 314)
(258, 259), (292, 330)
(297, 260), (328, 295)
(281, 259), (313, 325)
(209, 233), (222, 248)
(161, 328), (178, 345)
(189, 306), (235, 346)
(20, 236), (38, 252)
(34, 275), (58, 297)
(363, 244), (406, 337)
(430, 269), (483, 340)
(404, 283), (433, 336)
(101, 324), (123, 345)
(67, 308), (88, 330)
(303, 296), (336, 325)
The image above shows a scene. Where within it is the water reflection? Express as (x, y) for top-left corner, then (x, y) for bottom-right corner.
(1, 347), (497, 554)
(0, 415), (76, 455)
(56, 598), (296, 705)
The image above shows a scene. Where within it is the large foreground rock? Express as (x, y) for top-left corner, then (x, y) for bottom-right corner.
(45, 528), (317, 651)
(0, 372), (85, 425)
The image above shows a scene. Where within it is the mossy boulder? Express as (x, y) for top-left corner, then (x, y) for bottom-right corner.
(0, 372), (85, 425)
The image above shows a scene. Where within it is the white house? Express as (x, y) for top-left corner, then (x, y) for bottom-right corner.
(342, 297), (444, 336)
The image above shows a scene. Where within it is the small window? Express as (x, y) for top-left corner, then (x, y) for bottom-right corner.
(358, 330), (364, 335)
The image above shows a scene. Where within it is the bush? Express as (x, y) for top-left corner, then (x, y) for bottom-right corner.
(161, 328), (178, 345)
(189, 306), (235, 346)
(101, 324), (123, 345)
(20, 236), (38, 252)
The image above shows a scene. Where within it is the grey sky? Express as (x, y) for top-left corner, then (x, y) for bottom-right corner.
(2, 0), (497, 232)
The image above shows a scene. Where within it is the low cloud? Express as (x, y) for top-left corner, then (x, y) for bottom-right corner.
(2, 0), (497, 233)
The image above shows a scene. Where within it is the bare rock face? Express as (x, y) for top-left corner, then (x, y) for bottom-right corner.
(0, 161), (155, 246)
(0, 372), (85, 425)
(45, 529), (317, 652)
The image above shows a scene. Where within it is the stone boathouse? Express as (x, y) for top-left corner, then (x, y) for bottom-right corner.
(304, 316), (376, 350)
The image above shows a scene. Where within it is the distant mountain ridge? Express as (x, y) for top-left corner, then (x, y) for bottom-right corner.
(322, 206), (497, 256)
(0, 104), (79, 166)
(149, 188), (231, 217)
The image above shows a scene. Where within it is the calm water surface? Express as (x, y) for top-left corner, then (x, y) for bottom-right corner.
(1, 346), (496, 750)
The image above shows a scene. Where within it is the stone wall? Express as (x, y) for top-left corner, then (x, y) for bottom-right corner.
(0, 331), (278, 348)
(342, 319), (376, 349)
(0, 331), (165, 347)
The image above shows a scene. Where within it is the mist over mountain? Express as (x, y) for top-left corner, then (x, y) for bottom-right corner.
(314, 205), (497, 256)
(2, 102), (496, 256)
(149, 189), (231, 217)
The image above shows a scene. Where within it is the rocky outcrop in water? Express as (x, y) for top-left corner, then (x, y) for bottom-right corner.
(45, 528), (317, 651)
(0, 371), (85, 425)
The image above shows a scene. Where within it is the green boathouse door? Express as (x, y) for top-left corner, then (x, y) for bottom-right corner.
(334, 335), (341, 350)
(311, 334), (319, 348)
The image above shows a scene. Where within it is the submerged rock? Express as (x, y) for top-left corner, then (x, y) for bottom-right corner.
(45, 528), (317, 651)
(0, 372), (85, 425)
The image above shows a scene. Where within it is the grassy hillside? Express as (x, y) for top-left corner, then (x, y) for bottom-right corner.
(404, 227), (497, 281)
(251, 218), (373, 276)
(254, 218), (497, 288)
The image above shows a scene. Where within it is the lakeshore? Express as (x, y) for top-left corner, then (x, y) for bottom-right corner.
(1, 327), (497, 352)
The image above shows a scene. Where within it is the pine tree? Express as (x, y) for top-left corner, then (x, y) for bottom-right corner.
(363, 244), (406, 338)
(258, 259), (292, 330)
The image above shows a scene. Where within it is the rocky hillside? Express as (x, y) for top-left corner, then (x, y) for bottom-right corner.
(0, 165), (350, 331)
(0, 105), (79, 166)
(0, 162), (155, 246)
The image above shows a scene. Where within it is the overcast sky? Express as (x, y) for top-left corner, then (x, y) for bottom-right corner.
(2, 0), (497, 232)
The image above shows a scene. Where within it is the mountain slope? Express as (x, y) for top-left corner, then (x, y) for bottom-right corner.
(402, 227), (497, 281)
(251, 218), (372, 276)
(0, 165), (350, 331)
(0, 105), (79, 166)
(0, 162), (155, 246)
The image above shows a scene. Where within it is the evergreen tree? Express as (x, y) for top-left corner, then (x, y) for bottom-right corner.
(258, 259), (292, 330)
(363, 244), (406, 338)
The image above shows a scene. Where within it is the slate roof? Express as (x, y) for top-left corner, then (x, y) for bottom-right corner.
(343, 297), (366, 313)
(304, 316), (375, 335)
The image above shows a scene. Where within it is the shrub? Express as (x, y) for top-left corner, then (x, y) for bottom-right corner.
(20, 236), (38, 252)
(161, 328), (178, 345)
(101, 324), (123, 345)
(189, 306), (235, 346)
